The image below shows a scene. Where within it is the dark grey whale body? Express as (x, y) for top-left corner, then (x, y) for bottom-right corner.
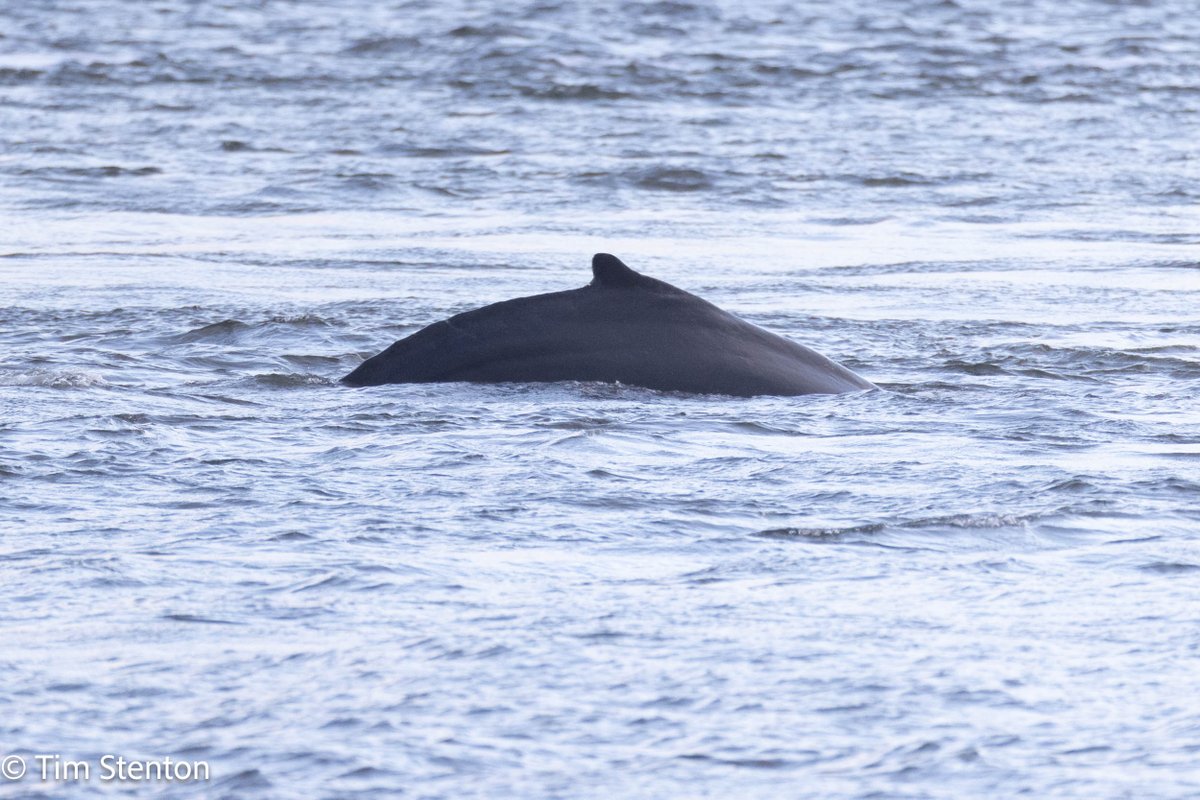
(343, 254), (874, 396)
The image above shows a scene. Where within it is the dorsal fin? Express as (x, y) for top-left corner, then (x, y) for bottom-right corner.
(591, 253), (646, 288)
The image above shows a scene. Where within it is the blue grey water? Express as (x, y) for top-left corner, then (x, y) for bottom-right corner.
(1, 0), (1198, 797)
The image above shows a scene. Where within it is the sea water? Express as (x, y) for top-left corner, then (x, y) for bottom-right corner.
(2, 1), (1198, 797)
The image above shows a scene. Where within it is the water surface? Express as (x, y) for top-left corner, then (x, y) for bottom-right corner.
(2, 1), (1199, 797)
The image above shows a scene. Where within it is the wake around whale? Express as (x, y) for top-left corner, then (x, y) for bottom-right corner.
(342, 254), (875, 396)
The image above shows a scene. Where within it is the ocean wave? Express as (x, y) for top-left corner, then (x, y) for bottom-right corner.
(251, 373), (337, 388)
(1, 369), (110, 389)
(175, 320), (251, 343)
(630, 166), (714, 192)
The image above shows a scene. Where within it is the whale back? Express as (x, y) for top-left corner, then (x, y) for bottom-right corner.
(342, 254), (874, 396)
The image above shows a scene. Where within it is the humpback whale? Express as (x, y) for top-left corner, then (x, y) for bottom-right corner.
(342, 254), (874, 396)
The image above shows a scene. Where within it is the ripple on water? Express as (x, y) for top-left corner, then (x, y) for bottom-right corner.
(1, 368), (111, 389)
